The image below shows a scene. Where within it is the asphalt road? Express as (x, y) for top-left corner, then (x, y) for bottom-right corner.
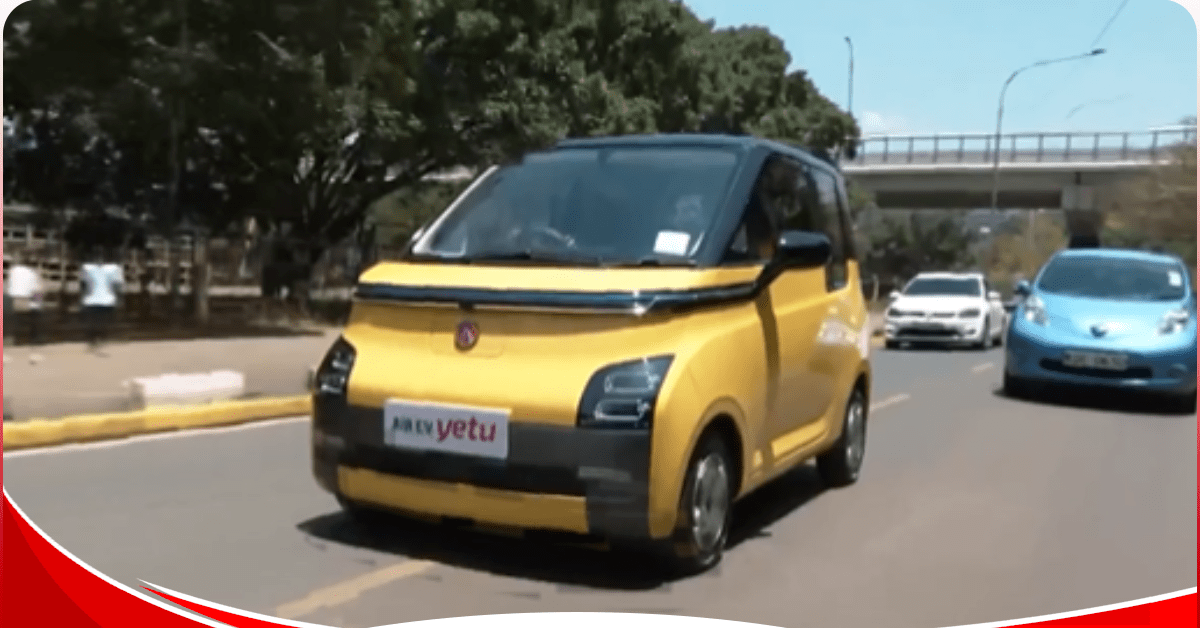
(5, 345), (1196, 628)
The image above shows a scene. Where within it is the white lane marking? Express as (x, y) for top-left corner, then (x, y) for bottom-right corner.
(3, 415), (310, 459)
(275, 560), (437, 620)
(972, 362), (995, 374)
(870, 393), (910, 412)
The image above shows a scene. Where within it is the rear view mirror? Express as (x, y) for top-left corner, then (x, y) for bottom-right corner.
(1014, 280), (1032, 297)
(889, 290), (901, 301)
(987, 290), (1001, 301)
(776, 230), (831, 268)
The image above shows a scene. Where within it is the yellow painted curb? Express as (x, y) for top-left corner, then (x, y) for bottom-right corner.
(3, 395), (312, 451)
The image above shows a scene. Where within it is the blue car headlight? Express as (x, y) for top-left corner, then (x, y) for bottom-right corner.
(1021, 295), (1048, 326)
(577, 355), (674, 429)
(1158, 307), (1191, 335)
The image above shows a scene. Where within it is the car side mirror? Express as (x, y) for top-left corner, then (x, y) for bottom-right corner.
(888, 290), (901, 301)
(987, 290), (1001, 301)
(776, 230), (831, 268)
(1013, 280), (1031, 297)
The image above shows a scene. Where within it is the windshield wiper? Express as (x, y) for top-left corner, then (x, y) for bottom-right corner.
(469, 248), (604, 266)
(607, 255), (699, 268)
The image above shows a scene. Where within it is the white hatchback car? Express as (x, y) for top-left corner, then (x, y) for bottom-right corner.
(884, 272), (1007, 350)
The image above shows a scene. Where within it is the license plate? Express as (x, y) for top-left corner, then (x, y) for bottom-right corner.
(913, 321), (944, 330)
(1062, 350), (1128, 371)
(383, 400), (510, 460)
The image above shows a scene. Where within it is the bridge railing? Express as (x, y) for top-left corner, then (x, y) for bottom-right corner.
(846, 127), (1197, 167)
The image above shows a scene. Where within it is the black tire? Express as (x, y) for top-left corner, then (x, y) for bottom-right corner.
(1003, 370), (1033, 399)
(659, 432), (736, 576)
(337, 494), (391, 529)
(975, 317), (991, 350)
(1168, 392), (1197, 415)
(817, 386), (868, 488)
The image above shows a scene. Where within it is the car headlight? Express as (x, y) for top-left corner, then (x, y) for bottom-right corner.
(314, 337), (357, 397)
(887, 308), (908, 317)
(959, 308), (981, 318)
(1158, 307), (1190, 335)
(577, 355), (674, 429)
(1022, 295), (1048, 326)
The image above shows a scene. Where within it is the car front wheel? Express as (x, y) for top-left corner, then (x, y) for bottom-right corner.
(661, 432), (736, 576)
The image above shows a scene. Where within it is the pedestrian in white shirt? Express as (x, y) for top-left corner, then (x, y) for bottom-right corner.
(6, 252), (45, 346)
(80, 248), (124, 350)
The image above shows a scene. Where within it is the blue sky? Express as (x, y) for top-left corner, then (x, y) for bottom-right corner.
(683, 0), (1197, 136)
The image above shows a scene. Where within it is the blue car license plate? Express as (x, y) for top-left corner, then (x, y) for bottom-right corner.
(1062, 350), (1128, 371)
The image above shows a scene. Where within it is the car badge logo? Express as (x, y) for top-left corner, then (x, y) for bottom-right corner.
(1090, 323), (1109, 337)
(455, 321), (480, 351)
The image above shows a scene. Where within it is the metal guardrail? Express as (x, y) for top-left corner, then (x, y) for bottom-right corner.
(847, 127), (1197, 167)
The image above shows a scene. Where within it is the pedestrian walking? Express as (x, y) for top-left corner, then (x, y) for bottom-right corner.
(6, 252), (45, 346)
(80, 248), (124, 351)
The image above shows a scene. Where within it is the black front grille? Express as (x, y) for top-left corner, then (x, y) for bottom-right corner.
(342, 445), (589, 497)
(1040, 359), (1153, 380)
(899, 327), (958, 337)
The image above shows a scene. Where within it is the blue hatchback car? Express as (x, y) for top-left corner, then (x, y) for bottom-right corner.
(1004, 248), (1197, 411)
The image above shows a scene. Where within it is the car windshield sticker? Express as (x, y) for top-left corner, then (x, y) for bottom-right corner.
(1168, 271), (1183, 287)
(654, 230), (691, 256)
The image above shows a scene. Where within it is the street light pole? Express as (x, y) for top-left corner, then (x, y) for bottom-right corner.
(989, 49), (1106, 250)
(845, 37), (854, 117)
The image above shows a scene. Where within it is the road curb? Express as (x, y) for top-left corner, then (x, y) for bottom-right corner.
(2, 395), (312, 451)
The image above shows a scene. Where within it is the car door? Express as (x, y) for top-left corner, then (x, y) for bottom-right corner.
(734, 154), (830, 457)
(804, 165), (861, 419)
(764, 157), (850, 448)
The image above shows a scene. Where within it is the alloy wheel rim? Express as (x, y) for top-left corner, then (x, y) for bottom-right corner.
(845, 396), (866, 472)
(690, 453), (731, 552)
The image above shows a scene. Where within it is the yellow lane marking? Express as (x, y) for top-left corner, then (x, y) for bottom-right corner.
(275, 559), (437, 620)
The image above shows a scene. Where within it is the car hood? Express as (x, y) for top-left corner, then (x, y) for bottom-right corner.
(355, 261), (767, 315)
(1035, 291), (1189, 340)
(888, 295), (982, 315)
(360, 261), (761, 292)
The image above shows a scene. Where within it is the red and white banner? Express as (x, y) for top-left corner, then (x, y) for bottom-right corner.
(2, 489), (1196, 628)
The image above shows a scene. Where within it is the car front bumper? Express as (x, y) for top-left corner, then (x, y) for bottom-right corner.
(311, 397), (662, 542)
(884, 316), (988, 345)
(1005, 322), (1197, 395)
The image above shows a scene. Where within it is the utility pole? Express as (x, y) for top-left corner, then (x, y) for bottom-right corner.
(844, 37), (854, 117)
(989, 49), (1106, 251)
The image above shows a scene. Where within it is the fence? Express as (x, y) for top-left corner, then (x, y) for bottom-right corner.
(847, 127), (1197, 167)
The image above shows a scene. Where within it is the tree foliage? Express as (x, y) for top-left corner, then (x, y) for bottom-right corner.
(4, 0), (859, 261)
(1103, 142), (1197, 270)
(859, 210), (976, 285)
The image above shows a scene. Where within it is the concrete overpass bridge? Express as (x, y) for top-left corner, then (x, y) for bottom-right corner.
(841, 126), (1196, 240)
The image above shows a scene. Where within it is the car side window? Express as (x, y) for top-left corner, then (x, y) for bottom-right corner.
(805, 166), (850, 291)
(723, 155), (798, 264)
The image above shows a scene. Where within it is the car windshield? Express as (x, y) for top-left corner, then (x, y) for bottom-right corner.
(409, 146), (742, 266)
(1037, 255), (1189, 301)
(903, 277), (982, 297)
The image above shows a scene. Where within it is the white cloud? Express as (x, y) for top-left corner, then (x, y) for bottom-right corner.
(859, 111), (910, 135)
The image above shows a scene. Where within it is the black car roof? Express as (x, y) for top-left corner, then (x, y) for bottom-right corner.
(553, 133), (841, 172)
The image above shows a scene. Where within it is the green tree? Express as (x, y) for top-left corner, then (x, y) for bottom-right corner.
(1103, 138), (1196, 270)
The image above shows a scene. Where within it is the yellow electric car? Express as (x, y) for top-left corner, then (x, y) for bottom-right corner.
(311, 134), (873, 574)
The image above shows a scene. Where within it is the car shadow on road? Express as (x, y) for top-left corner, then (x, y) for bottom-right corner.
(992, 384), (1196, 417)
(885, 343), (997, 353)
(295, 465), (827, 591)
